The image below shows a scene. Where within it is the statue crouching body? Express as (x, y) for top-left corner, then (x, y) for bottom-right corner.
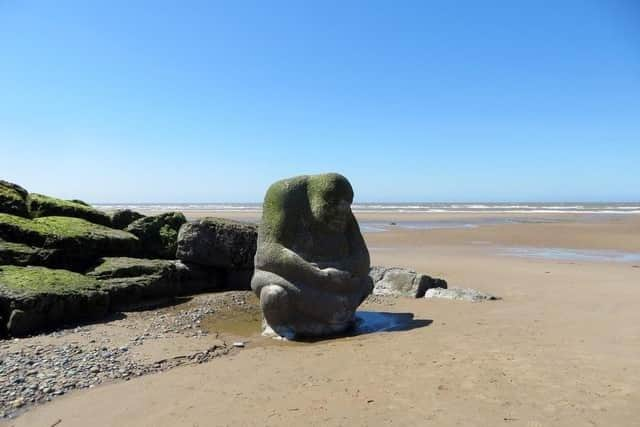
(251, 173), (373, 339)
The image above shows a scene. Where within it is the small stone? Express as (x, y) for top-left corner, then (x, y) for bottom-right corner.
(11, 397), (25, 408)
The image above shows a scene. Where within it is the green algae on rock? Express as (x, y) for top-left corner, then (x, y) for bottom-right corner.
(0, 265), (101, 295)
(0, 180), (29, 218)
(89, 257), (222, 310)
(0, 265), (109, 337)
(0, 214), (139, 270)
(88, 257), (182, 279)
(28, 193), (112, 226)
(0, 239), (56, 266)
(125, 212), (186, 259)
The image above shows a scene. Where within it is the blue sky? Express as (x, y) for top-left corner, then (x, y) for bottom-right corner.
(1, 0), (639, 202)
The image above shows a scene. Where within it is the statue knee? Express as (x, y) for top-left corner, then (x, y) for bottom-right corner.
(260, 285), (290, 321)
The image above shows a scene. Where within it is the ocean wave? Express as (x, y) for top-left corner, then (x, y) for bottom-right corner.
(93, 203), (640, 214)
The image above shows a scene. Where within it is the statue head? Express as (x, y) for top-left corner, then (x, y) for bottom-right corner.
(307, 173), (354, 232)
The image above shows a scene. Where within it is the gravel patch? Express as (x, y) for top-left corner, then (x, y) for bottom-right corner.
(0, 291), (256, 419)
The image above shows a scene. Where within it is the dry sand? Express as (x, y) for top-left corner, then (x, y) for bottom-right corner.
(4, 213), (640, 426)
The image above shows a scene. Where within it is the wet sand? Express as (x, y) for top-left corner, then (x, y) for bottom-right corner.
(5, 213), (640, 426)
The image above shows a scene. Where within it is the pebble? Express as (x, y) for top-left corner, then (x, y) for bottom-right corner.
(0, 292), (251, 418)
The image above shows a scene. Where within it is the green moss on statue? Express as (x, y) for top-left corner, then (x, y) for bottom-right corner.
(28, 193), (111, 226)
(252, 173), (372, 338)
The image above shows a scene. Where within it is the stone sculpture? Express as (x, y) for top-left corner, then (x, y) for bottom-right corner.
(251, 173), (373, 338)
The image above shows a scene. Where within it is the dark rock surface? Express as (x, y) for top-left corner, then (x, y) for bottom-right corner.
(0, 180), (29, 218)
(176, 217), (257, 269)
(110, 209), (145, 230)
(0, 240), (45, 266)
(87, 257), (181, 279)
(28, 193), (111, 226)
(88, 257), (222, 310)
(369, 266), (447, 298)
(126, 212), (186, 259)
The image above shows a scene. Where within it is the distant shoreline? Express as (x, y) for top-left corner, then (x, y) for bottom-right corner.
(94, 202), (640, 215)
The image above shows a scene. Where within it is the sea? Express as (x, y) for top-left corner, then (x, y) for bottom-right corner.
(94, 202), (640, 215)
(94, 202), (640, 263)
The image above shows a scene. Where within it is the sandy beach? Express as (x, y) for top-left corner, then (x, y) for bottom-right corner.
(4, 212), (640, 426)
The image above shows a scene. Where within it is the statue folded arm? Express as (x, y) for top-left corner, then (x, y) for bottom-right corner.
(255, 241), (366, 293)
(255, 241), (325, 287)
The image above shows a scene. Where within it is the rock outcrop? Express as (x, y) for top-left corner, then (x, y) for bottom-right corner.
(176, 218), (257, 270)
(28, 193), (112, 226)
(110, 209), (145, 230)
(0, 180), (29, 218)
(0, 214), (139, 270)
(87, 257), (223, 311)
(0, 179), (241, 337)
(369, 266), (447, 298)
(125, 212), (186, 259)
(0, 266), (110, 337)
(87, 257), (181, 279)
(0, 240), (47, 266)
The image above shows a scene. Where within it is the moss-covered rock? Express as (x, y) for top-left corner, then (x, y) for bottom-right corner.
(125, 212), (186, 259)
(28, 193), (112, 226)
(0, 260), (225, 336)
(89, 257), (222, 310)
(0, 266), (109, 336)
(0, 239), (37, 265)
(176, 217), (257, 269)
(0, 180), (29, 217)
(0, 214), (139, 270)
(0, 239), (59, 266)
(110, 209), (145, 229)
(88, 257), (182, 279)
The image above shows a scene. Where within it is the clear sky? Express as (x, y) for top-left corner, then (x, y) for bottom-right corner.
(1, 1), (639, 203)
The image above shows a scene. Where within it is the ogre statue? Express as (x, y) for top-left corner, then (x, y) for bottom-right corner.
(251, 173), (373, 338)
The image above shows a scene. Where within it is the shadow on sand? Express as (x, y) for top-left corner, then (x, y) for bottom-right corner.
(354, 311), (432, 334)
(289, 311), (433, 343)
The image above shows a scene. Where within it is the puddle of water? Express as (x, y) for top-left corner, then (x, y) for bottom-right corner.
(352, 311), (422, 334)
(502, 246), (640, 263)
(360, 217), (550, 233)
(201, 306), (430, 342)
(360, 221), (477, 233)
(200, 296), (263, 337)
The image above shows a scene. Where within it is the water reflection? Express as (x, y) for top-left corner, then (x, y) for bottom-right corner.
(353, 311), (431, 334)
(502, 246), (640, 263)
(200, 308), (431, 343)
